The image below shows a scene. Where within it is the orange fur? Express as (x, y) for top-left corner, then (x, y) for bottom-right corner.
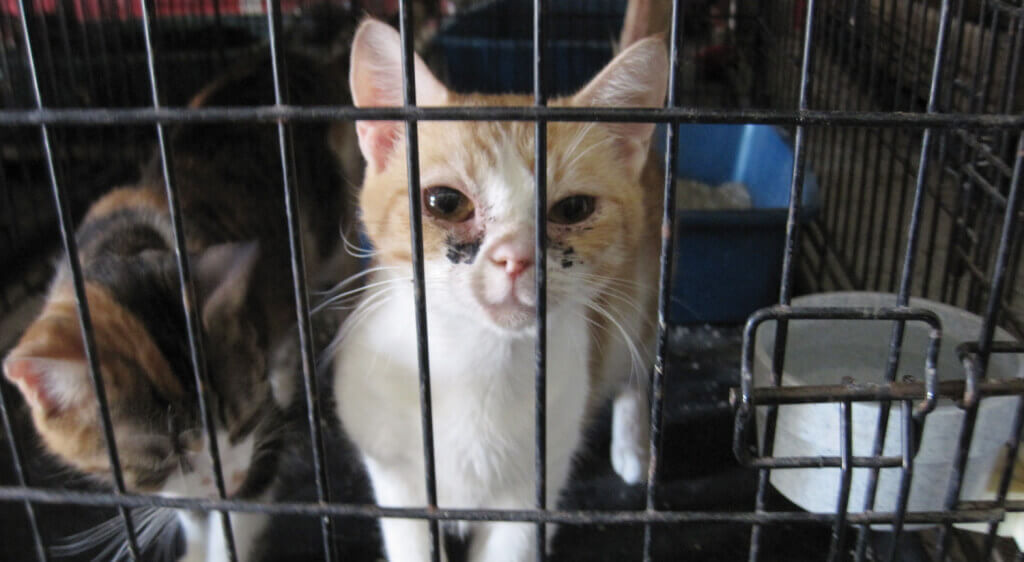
(359, 99), (663, 408)
(8, 281), (183, 488)
(82, 185), (168, 223)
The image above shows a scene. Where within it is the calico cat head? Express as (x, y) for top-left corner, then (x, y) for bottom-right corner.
(349, 20), (667, 334)
(3, 233), (280, 499)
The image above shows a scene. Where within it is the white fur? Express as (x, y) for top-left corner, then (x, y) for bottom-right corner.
(161, 429), (269, 562)
(336, 280), (590, 562)
(339, 20), (666, 561)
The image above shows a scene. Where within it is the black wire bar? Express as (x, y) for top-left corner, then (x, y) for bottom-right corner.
(826, 398), (854, 562)
(643, 0), (684, 559)
(941, 131), (1024, 562)
(5, 484), (1024, 525)
(736, 305), (942, 560)
(136, 0), (238, 559)
(532, 0), (548, 560)
(2, 105), (1023, 128)
(853, 0), (955, 557)
(264, 0), (335, 559)
(0, 102), (46, 562)
(733, 306), (942, 464)
(14, 0), (142, 558)
(0, 365), (47, 561)
(397, 1), (440, 560)
(747, 0), (816, 559)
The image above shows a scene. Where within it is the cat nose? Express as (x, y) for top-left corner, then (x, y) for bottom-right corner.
(489, 242), (534, 279)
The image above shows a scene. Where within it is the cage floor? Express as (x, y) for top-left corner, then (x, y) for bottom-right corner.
(0, 326), (1014, 561)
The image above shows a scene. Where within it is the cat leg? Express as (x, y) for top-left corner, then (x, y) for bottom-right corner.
(365, 459), (445, 562)
(611, 380), (650, 485)
(204, 507), (270, 562)
(177, 511), (208, 562)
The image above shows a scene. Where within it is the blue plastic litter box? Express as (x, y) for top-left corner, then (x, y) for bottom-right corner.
(434, 1), (821, 324)
(656, 124), (820, 324)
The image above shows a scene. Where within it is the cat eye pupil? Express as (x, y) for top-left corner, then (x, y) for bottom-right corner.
(549, 195), (596, 224)
(424, 186), (474, 222)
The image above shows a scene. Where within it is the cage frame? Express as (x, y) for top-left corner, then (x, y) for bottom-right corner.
(0, 0), (1022, 561)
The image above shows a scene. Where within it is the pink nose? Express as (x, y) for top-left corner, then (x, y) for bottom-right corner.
(489, 243), (534, 279)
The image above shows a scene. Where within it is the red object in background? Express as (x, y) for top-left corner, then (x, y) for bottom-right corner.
(793, 0), (806, 30)
(2, 0), (307, 20)
(696, 43), (736, 81)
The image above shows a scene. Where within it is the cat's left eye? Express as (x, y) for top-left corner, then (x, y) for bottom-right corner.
(548, 195), (596, 225)
(424, 186), (475, 223)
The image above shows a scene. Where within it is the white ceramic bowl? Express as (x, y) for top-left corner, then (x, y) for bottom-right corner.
(754, 292), (1022, 529)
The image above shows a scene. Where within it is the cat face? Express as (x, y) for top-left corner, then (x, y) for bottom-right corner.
(3, 241), (280, 498)
(349, 20), (668, 333)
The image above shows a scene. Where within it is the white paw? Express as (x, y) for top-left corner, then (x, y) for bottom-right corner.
(611, 438), (648, 485)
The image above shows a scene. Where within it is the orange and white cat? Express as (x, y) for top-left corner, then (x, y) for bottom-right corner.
(333, 20), (666, 561)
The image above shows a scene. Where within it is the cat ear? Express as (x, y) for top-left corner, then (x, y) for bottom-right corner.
(571, 36), (668, 174)
(349, 18), (449, 174)
(195, 241), (260, 328)
(3, 356), (90, 417)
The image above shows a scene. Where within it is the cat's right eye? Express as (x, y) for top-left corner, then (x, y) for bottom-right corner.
(424, 186), (475, 223)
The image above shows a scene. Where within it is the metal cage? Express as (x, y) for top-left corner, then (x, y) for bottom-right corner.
(0, 0), (1022, 561)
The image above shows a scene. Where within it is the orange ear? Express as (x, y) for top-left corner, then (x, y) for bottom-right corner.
(571, 37), (668, 176)
(3, 356), (90, 417)
(349, 18), (449, 174)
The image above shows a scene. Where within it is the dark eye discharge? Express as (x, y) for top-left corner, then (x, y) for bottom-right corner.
(549, 195), (596, 225)
(424, 186), (475, 222)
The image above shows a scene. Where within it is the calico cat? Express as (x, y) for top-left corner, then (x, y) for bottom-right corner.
(3, 52), (356, 562)
(333, 20), (667, 561)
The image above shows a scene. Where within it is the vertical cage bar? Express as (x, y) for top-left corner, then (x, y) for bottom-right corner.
(0, 372), (48, 562)
(883, 399), (916, 562)
(642, 1), (685, 560)
(14, 0), (142, 558)
(935, 25), (1004, 562)
(890, 0), (941, 293)
(397, 1), (440, 560)
(532, 0), (548, 559)
(748, 1), (815, 560)
(940, 2), (1004, 305)
(855, 1), (954, 558)
(957, 9), (1002, 314)
(870, 0), (916, 290)
(858, 0), (892, 286)
(978, 132), (1024, 560)
(264, 0), (336, 559)
(826, 399), (854, 562)
(136, 1), (238, 560)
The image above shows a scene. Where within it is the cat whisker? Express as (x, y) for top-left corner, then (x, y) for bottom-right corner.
(569, 310), (610, 356)
(315, 275), (446, 313)
(318, 287), (399, 366)
(339, 226), (377, 259)
(314, 267), (405, 299)
(562, 134), (618, 173)
(54, 505), (178, 562)
(560, 121), (599, 169)
(571, 277), (649, 320)
(573, 271), (649, 290)
(312, 276), (411, 314)
(313, 264), (399, 297)
(577, 298), (648, 387)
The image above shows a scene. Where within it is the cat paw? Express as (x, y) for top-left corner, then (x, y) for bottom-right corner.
(611, 439), (648, 485)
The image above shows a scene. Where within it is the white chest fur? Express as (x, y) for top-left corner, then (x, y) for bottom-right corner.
(334, 281), (591, 561)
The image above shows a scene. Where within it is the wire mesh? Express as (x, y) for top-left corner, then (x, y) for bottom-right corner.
(0, 0), (1022, 561)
